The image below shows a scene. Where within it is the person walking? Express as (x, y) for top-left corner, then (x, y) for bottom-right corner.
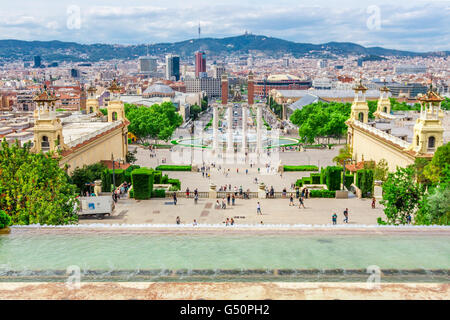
(227, 193), (231, 206)
(232, 194), (235, 206)
(289, 193), (294, 206)
(186, 187), (190, 198)
(298, 196), (305, 209)
(296, 188), (300, 199)
(332, 213), (338, 225)
(257, 202), (262, 215)
(176, 216), (181, 225)
(343, 208), (349, 223)
(222, 198), (226, 209)
(173, 192), (177, 205)
(372, 197), (376, 209)
(194, 193), (198, 204)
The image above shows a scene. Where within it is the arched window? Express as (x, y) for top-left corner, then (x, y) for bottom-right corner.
(416, 136), (420, 146)
(56, 135), (61, 146)
(383, 107), (387, 113)
(90, 107), (93, 113)
(358, 112), (364, 122)
(428, 136), (435, 150)
(41, 136), (50, 151)
(112, 112), (118, 121)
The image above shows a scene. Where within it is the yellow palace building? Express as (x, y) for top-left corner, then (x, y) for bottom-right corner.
(29, 80), (129, 174)
(346, 80), (448, 172)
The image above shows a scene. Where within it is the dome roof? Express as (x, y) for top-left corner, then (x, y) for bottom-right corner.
(144, 81), (174, 95)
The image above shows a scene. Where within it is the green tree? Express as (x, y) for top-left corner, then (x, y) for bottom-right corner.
(333, 145), (352, 166)
(0, 140), (78, 225)
(423, 143), (450, 184)
(190, 104), (202, 120)
(125, 102), (183, 143)
(380, 166), (424, 225)
(290, 101), (351, 144)
(0, 210), (11, 229)
(126, 149), (138, 164)
(374, 159), (389, 182)
(415, 186), (450, 225)
(70, 162), (107, 194)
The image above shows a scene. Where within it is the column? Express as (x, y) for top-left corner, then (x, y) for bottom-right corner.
(227, 103), (233, 152)
(242, 103), (248, 152)
(212, 104), (219, 151)
(256, 104), (263, 154)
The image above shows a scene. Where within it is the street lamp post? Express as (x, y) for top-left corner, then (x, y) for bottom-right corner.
(111, 153), (116, 190)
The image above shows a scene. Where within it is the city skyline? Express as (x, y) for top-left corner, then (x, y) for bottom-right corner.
(0, 0), (449, 52)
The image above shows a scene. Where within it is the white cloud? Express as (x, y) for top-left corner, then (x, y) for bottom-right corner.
(0, 1), (448, 51)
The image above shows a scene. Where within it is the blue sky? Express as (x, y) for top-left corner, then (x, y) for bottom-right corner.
(0, 0), (449, 51)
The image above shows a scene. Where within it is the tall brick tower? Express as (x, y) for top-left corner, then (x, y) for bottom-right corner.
(221, 74), (228, 105)
(248, 71), (254, 105)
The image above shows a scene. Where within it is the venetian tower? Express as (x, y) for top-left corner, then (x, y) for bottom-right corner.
(409, 85), (444, 155)
(349, 79), (369, 123)
(374, 82), (391, 118)
(107, 80), (126, 122)
(86, 85), (100, 115)
(31, 87), (67, 153)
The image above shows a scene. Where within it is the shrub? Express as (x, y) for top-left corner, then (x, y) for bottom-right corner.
(310, 190), (336, 198)
(295, 179), (303, 188)
(310, 173), (321, 184)
(124, 165), (140, 183)
(169, 186), (179, 191)
(324, 166), (343, 191)
(155, 165), (192, 171)
(302, 177), (312, 185)
(131, 168), (154, 200)
(153, 171), (162, 184)
(101, 169), (112, 192)
(109, 169), (124, 187)
(152, 189), (166, 198)
(0, 210), (11, 229)
(357, 169), (374, 198)
(283, 165), (319, 172)
(161, 174), (169, 184)
(168, 178), (181, 190)
(129, 189), (134, 198)
(343, 174), (354, 190)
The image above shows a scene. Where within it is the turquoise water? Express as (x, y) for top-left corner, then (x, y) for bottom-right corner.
(1, 233), (449, 272)
(175, 136), (299, 149)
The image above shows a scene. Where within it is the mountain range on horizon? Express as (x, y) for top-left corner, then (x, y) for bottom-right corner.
(0, 34), (448, 63)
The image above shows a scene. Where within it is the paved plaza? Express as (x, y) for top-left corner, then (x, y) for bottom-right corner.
(132, 145), (341, 192)
(88, 143), (388, 226)
(80, 196), (384, 225)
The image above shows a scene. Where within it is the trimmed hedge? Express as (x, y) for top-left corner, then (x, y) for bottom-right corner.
(283, 165), (319, 172)
(129, 189), (134, 198)
(310, 173), (321, 184)
(153, 171), (162, 184)
(152, 189), (166, 198)
(161, 174), (169, 184)
(302, 177), (312, 185)
(101, 169), (112, 192)
(295, 179), (303, 188)
(131, 168), (154, 200)
(124, 165), (140, 183)
(168, 178), (181, 190)
(310, 190), (336, 198)
(324, 166), (342, 191)
(356, 169), (374, 198)
(155, 165), (192, 171)
(343, 174), (354, 191)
